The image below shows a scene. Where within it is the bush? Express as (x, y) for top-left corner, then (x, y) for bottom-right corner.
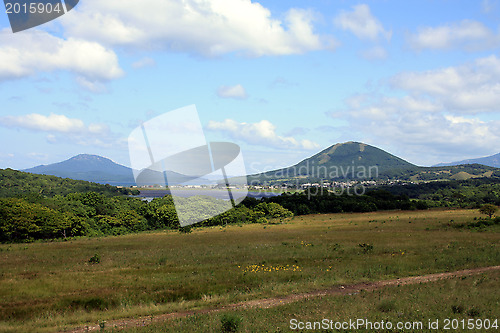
(88, 253), (100, 264)
(378, 300), (396, 313)
(220, 313), (242, 333)
(254, 202), (293, 218)
(178, 225), (193, 234)
(479, 204), (497, 218)
(358, 243), (374, 253)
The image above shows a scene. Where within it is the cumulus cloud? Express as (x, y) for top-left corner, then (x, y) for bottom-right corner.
(391, 55), (500, 113)
(217, 84), (248, 99)
(0, 113), (121, 148)
(331, 97), (499, 164)
(334, 4), (391, 41)
(61, 0), (336, 56)
(206, 119), (319, 150)
(0, 113), (87, 133)
(0, 29), (123, 87)
(339, 104), (499, 159)
(408, 20), (500, 51)
(330, 56), (500, 164)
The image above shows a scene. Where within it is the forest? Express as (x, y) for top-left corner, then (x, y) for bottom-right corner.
(373, 178), (500, 207)
(0, 168), (498, 243)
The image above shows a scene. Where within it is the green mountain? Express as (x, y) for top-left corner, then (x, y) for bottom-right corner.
(0, 168), (135, 198)
(248, 141), (499, 184)
(249, 142), (418, 183)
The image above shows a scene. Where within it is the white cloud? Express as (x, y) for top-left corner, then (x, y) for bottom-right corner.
(391, 55), (500, 113)
(0, 29), (123, 87)
(0, 113), (87, 133)
(334, 4), (391, 41)
(61, 0), (336, 56)
(361, 46), (388, 60)
(75, 77), (109, 93)
(217, 84), (248, 99)
(330, 56), (500, 164)
(333, 99), (499, 164)
(132, 57), (156, 69)
(0, 113), (121, 148)
(408, 20), (500, 51)
(206, 119), (319, 150)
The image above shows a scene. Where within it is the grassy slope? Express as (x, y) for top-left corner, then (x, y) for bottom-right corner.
(0, 209), (498, 332)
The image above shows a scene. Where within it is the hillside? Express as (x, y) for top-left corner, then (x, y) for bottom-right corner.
(248, 142), (499, 184)
(0, 168), (136, 198)
(434, 152), (500, 168)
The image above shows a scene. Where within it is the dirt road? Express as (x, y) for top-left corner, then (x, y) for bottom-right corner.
(65, 265), (500, 332)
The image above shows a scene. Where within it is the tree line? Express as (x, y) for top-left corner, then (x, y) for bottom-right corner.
(1, 168), (497, 243)
(242, 189), (428, 216)
(0, 191), (295, 243)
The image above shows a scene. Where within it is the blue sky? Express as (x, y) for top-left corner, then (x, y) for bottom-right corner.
(0, 0), (499, 174)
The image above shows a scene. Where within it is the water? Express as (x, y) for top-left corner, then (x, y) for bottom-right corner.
(132, 189), (282, 201)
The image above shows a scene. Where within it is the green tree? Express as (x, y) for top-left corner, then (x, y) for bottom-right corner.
(479, 204), (498, 219)
(116, 210), (147, 231)
(254, 202), (293, 219)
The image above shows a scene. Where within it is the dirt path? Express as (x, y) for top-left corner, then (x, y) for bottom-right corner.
(64, 265), (500, 332)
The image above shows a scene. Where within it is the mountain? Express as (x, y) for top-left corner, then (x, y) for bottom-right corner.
(22, 154), (212, 185)
(23, 154), (135, 184)
(249, 142), (419, 183)
(433, 153), (500, 168)
(248, 141), (499, 184)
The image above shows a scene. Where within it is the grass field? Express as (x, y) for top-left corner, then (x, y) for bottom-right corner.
(0, 208), (498, 332)
(129, 270), (500, 332)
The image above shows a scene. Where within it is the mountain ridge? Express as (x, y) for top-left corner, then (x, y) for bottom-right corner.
(433, 152), (500, 168)
(22, 154), (211, 185)
(20, 143), (499, 185)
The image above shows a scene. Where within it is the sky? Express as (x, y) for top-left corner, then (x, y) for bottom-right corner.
(0, 0), (499, 175)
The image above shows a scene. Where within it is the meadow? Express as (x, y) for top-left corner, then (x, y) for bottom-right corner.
(0, 208), (498, 332)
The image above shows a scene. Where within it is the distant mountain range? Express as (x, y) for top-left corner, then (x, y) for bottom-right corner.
(20, 144), (499, 185)
(433, 153), (500, 168)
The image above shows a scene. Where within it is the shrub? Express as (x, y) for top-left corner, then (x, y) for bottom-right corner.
(220, 313), (242, 333)
(358, 243), (374, 253)
(178, 225), (193, 234)
(88, 253), (100, 264)
(467, 308), (481, 317)
(377, 300), (396, 313)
